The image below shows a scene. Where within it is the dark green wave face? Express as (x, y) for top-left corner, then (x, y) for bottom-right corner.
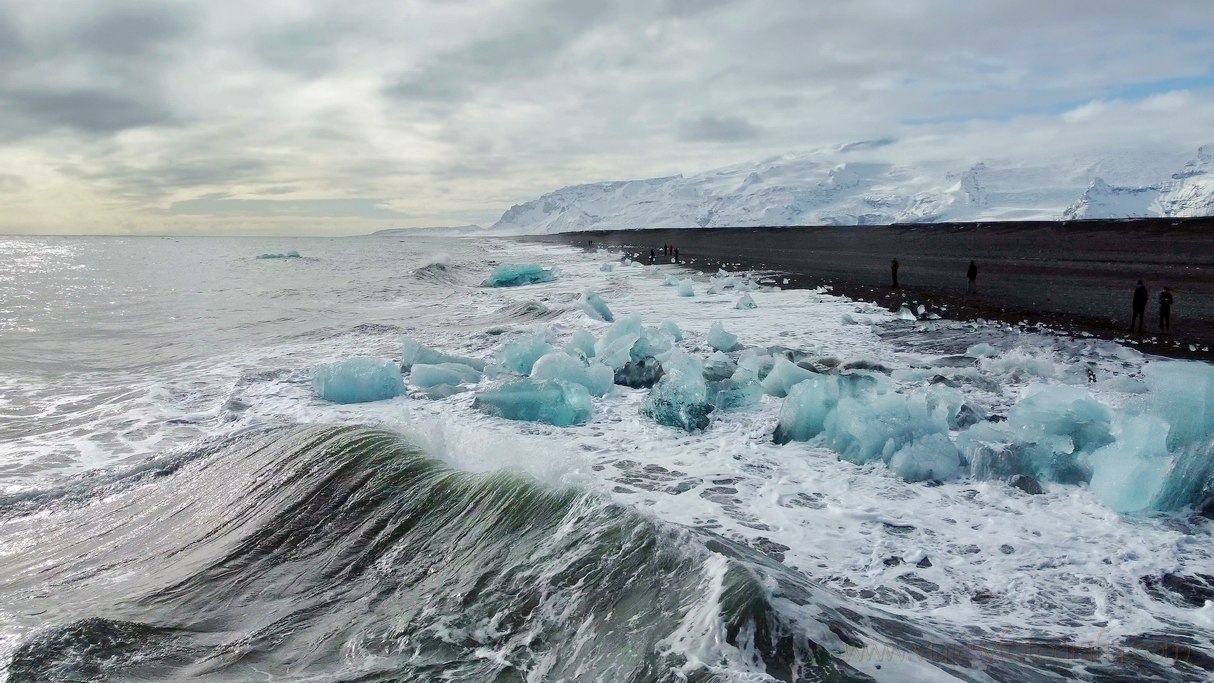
(2, 426), (1202, 682)
(0, 426), (870, 682)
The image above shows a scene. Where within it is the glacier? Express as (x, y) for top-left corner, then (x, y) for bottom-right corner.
(486, 144), (1212, 234)
(311, 357), (405, 404)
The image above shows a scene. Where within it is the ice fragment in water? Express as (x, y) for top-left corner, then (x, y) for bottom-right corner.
(579, 289), (614, 322)
(642, 351), (713, 431)
(1088, 415), (1172, 512)
(916, 305), (926, 316)
(410, 362), (482, 388)
(709, 374), (763, 410)
(594, 314), (644, 370)
(702, 351), (736, 382)
(401, 336), (486, 372)
(889, 433), (961, 482)
(472, 379), (592, 426)
(707, 322), (740, 352)
(600, 263), (615, 272)
(481, 263), (558, 287)
(614, 356), (665, 389)
(737, 349), (774, 380)
(735, 294), (757, 309)
(677, 279), (695, 297)
(564, 329), (597, 360)
(660, 319), (683, 341)
(896, 306), (917, 321)
(497, 334), (553, 375)
(965, 343), (999, 358)
(312, 358), (405, 404)
(663, 275), (680, 286)
(761, 357), (817, 397)
(530, 352), (614, 396)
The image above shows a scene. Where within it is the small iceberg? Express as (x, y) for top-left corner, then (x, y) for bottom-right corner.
(531, 352), (614, 396)
(482, 263), (558, 287)
(735, 294), (757, 310)
(312, 357), (405, 404)
(497, 334), (553, 375)
(411, 362), (482, 388)
(401, 336), (486, 373)
(256, 250), (301, 259)
(472, 379), (592, 426)
(579, 290), (614, 322)
(677, 279), (695, 297)
(707, 322), (740, 352)
(642, 351), (713, 431)
(564, 329), (598, 360)
(663, 275), (680, 286)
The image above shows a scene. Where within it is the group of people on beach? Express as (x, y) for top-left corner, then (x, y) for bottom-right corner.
(656, 244), (678, 263)
(890, 258), (1177, 334)
(1131, 281), (1174, 333)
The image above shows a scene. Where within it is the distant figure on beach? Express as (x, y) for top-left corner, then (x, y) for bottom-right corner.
(891, 259), (899, 288)
(588, 239), (593, 247)
(1131, 280), (1148, 333)
(674, 247), (679, 262)
(966, 261), (978, 293)
(1159, 286), (1173, 332)
(663, 243), (669, 256)
(649, 248), (656, 264)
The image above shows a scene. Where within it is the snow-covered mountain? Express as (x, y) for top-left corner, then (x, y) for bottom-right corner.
(488, 145), (1214, 234)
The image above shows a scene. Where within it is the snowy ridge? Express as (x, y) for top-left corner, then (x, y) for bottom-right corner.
(489, 145), (1214, 234)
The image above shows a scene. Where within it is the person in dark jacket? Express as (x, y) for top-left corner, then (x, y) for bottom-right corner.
(1130, 280), (1148, 333)
(649, 248), (656, 264)
(890, 258), (900, 288)
(1158, 286), (1174, 332)
(966, 260), (978, 293)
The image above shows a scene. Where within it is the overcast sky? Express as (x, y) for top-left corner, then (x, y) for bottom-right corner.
(1, 0), (1212, 235)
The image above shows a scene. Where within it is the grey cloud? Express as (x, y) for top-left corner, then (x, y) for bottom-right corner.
(1, 88), (174, 136)
(678, 114), (761, 142)
(0, 174), (26, 192)
(165, 196), (404, 219)
(61, 157), (267, 200)
(72, 4), (193, 56)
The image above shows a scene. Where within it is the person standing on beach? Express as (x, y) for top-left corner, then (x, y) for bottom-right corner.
(649, 248), (656, 264)
(891, 259), (899, 288)
(1158, 286), (1173, 332)
(966, 261), (978, 293)
(674, 247), (679, 263)
(1131, 280), (1148, 333)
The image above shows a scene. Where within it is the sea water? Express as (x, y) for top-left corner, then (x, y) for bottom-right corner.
(0, 234), (1211, 681)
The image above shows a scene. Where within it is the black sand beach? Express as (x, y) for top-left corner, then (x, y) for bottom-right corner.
(522, 219), (1214, 362)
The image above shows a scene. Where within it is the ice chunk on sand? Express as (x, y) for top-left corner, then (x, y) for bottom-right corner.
(530, 352), (614, 396)
(312, 358), (405, 404)
(737, 349), (774, 380)
(663, 275), (680, 286)
(410, 362), (482, 388)
(761, 357), (817, 397)
(642, 351), (713, 431)
(594, 314), (644, 370)
(497, 334), (553, 375)
(735, 294), (757, 309)
(472, 379), (592, 426)
(401, 336), (486, 373)
(896, 306), (917, 321)
(707, 322), (740, 352)
(660, 319), (683, 342)
(579, 290), (614, 322)
(600, 263), (615, 272)
(702, 351), (736, 382)
(481, 263), (557, 287)
(773, 373), (882, 444)
(709, 375), (763, 410)
(564, 329), (597, 360)
(677, 279), (695, 297)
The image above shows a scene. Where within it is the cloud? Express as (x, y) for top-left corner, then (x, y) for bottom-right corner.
(0, 0), (1211, 235)
(678, 114), (762, 142)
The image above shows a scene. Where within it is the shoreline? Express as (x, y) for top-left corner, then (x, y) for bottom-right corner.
(519, 221), (1214, 363)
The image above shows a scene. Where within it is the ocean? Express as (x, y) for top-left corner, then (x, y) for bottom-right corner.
(0, 234), (1211, 681)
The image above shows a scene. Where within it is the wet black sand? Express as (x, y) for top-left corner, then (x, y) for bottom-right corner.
(520, 219), (1214, 362)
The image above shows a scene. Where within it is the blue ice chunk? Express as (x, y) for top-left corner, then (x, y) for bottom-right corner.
(312, 357), (405, 404)
(642, 351), (713, 431)
(1089, 415), (1172, 512)
(709, 374), (763, 410)
(580, 290), (614, 322)
(401, 336), (486, 372)
(889, 434), (962, 482)
(564, 329), (598, 360)
(738, 349), (775, 381)
(660, 319), (683, 342)
(472, 379), (592, 426)
(965, 343), (999, 358)
(703, 351), (736, 382)
(1139, 361), (1214, 511)
(530, 351), (614, 396)
(663, 275), (680, 286)
(1005, 385), (1113, 484)
(707, 322), (740, 352)
(482, 263), (558, 287)
(410, 362), (482, 389)
(773, 373), (881, 444)
(735, 294), (757, 309)
(497, 334), (553, 375)
(594, 314), (644, 370)
(760, 357), (817, 397)
(633, 326), (675, 361)
(677, 279), (695, 297)
(896, 306), (917, 321)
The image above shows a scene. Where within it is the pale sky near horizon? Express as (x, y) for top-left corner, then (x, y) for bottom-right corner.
(1, 0), (1213, 235)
